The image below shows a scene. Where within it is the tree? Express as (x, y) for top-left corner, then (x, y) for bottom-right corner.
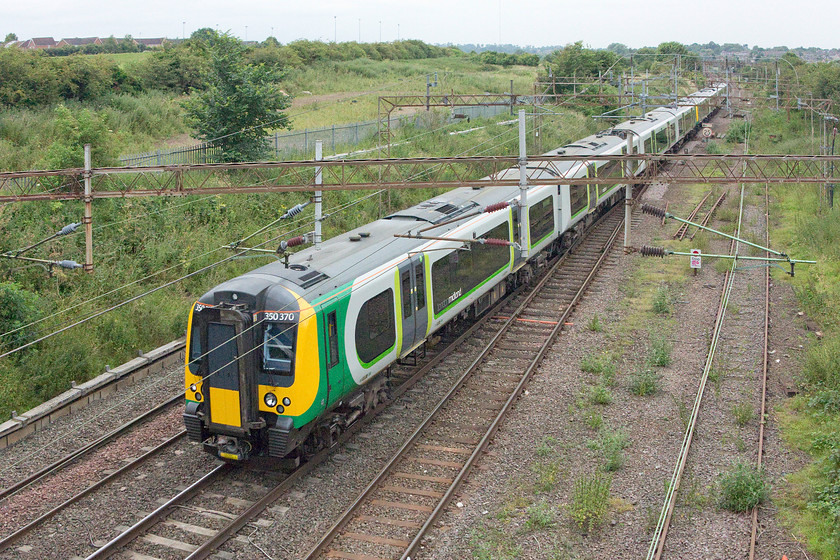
(0, 282), (39, 354)
(3, 33), (17, 44)
(607, 43), (630, 56)
(543, 42), (622, 87)
(183, 32), (290, 162)
(44, 104), (119, 169)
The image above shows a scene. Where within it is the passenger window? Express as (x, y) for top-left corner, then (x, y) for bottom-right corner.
(569, 185), (588, 216)
(356, 289), (396, 364)
(431, 222), (510, 315)
(529, 196), (554, 247)
(401, 270), (413, 319)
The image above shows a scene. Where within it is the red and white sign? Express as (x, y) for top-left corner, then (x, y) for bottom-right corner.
(690, 249), (702, 269)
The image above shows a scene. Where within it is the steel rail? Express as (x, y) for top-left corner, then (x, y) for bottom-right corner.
(747, 182), (771, 560)
(674, 191), (711, 240)
(84, 461), (231, 560)
(303, 204), (625, 560)
(0, 430), (186, 551)
(401, 211), (625, 560)
(0, 393), (183, 503)
(180, 278), (537, 560)
(689, 191), (727, 240)
(648, 186), (744, 560)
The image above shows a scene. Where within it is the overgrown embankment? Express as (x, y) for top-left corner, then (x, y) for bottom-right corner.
(746, 108), (840, 559)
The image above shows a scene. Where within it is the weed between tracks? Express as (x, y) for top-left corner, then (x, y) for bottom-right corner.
(718, 462), (769, 512)
(569, 473), (612, 532)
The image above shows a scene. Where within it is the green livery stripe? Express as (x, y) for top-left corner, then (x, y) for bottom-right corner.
(311, 281), (354, 308)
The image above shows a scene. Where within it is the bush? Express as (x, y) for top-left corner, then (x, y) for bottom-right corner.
(589, 385), (613, 405)
(569, 473), (612, 532)
(648, 335), (672, 367)
(803, 335), (840, 394)
(727, 119), (752, 144)
(0, 282), (40, 353)
(45, 104), (120, 168)
(580, 353), (616, 376)
(524, 501), (556, 530)
(652, 285), (671, 315)
(629, 368), (661, 396)
(731, 402), (755, 426)
(719, 462), (769, 512)
(589, 428), (630, 472)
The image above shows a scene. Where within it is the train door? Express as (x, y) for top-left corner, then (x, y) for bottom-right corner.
(398, 254), (427, 354)
(322, 307), (343, 405)
(203, 308), (257, 435)
(587, 163), (598, 213)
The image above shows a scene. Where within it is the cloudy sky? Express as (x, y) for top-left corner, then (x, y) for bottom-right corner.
(2, 0), (836, 49)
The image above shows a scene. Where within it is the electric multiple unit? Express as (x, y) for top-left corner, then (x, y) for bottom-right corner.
(183, 84), (727, 461)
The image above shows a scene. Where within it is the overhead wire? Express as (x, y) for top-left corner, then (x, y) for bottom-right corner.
(0, 183), (400, 348)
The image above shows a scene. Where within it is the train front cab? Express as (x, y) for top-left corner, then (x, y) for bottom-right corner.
(183, 286), (321, 461)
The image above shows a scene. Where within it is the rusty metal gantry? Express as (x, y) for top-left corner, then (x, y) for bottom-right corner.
(2, 154), (840, 203)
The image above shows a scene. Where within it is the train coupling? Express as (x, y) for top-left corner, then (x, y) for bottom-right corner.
(203, 435), (253, 462)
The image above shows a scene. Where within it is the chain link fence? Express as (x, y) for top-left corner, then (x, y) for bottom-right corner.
(118, 104), (514, 167)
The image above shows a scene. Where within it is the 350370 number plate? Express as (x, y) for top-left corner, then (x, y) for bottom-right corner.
(261, 312), (297, 322)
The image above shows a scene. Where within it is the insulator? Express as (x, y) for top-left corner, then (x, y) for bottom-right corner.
(282, 202), (308, 219)
(484, 202), (509, 213)
(278, 236), (305, 252)
(482, 238), (511, 247)
(57, 260), (83, 269)
(641, 204), (666, 219)
(640, 245), (666, 258)
(57, 222), (81, 236)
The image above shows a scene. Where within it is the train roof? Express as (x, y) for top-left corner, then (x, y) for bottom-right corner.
(238, 181), (525, 303)
(202, 84), (727, 308)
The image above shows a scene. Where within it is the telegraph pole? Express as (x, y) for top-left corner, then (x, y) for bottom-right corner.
(83, 144), (93, 273)
(315, 141), (323, 249)
(518, 109), (529, 259)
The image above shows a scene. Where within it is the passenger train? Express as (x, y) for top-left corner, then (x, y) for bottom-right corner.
(183, 84), (727, 461)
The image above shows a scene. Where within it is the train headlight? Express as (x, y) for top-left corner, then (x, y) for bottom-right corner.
(189, 384), (197, 392)
(276, 405), (285, 414)
(195, 392), (202, 401)
(264, 392), (278, 408)
(282, 397), (291, 406)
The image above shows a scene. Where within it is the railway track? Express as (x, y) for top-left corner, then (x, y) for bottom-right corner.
(0, 394), (183, 504)
(75, 262), (539, 560)
(646, 181), (773, 560)
(303, 206), (625, 560)
(67, 199), (626, 560)
(747, 182), (771, 560)
(0, 394), (191, 555)
(673, 190), (710, 240)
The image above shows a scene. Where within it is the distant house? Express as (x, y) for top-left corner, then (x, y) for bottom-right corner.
(56, 37), (103, 47)
(135, 37), (168, 49)
(19, 37), (57, 49)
